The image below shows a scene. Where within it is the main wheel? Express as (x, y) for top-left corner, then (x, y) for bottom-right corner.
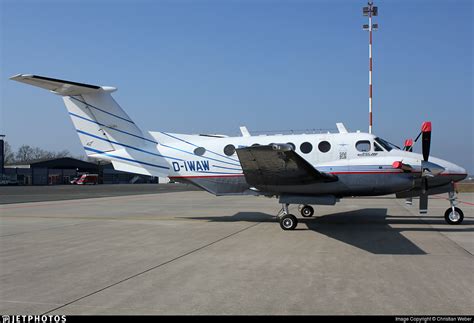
(280, 214), (298, 230)
(444, 207), (464, 225)
(300, 205), (314, 217)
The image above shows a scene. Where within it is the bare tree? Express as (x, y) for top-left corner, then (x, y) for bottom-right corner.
(4, 141), (15, 164)
(14, 144), (72, 163)
(53, 150), (71, 158)
(15, 145), (35, 163)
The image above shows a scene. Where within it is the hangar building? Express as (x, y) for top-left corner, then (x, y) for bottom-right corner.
(4, 157), (162, 185)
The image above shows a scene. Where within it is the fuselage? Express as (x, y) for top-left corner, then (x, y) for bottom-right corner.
(151, 130), (467, 197)
(10, 74), (467, 200)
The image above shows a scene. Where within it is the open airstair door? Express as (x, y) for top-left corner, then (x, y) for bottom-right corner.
(236, 144), (337, 190)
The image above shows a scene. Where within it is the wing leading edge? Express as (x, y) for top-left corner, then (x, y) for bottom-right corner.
(236, 144), (337, 188)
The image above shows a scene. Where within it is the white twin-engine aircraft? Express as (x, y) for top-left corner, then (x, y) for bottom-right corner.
(11, 74), (468, 230)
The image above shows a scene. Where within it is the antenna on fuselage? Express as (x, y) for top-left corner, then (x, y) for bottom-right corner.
(336, 123), (348, 134)
(363, 1), (378, 134)
(240, 126), (251, 137)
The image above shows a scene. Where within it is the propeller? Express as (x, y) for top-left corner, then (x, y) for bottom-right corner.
(395, 122), (445, 213)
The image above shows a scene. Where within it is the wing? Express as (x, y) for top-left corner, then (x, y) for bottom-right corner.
(236, 143), (337, 188)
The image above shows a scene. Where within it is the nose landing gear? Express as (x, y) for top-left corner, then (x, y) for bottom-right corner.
(444, 191), (464, 225)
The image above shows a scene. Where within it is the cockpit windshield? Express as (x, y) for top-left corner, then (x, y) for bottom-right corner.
(374, 137), (400, 152)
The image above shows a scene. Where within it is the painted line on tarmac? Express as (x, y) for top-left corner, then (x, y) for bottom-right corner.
(399, 198), (473, 257)
(431, 195), (474, 206)
(0, 192), (189, 210)
(41, 222), (261, 315)
(0, 222), (92, 238)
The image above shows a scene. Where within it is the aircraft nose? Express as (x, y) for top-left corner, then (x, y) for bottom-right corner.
(429, 157), (467, 182)
(443, 162), (467, 182)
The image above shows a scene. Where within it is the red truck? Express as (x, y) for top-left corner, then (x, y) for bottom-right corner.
(71, 174), (98, 185)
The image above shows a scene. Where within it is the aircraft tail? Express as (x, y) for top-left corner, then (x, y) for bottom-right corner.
(10, 74), (170, 177)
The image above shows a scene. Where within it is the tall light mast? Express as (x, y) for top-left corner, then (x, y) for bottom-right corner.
(0, 135), (4, 176)
(363, 1), (378, 134)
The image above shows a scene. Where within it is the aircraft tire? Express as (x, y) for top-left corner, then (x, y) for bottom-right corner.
(301, 205), (314, 217)
(444, 207), (464, 225)
(280, 214), (298, 230)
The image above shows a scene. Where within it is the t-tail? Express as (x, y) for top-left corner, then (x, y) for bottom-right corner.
(10, 74), (171, 177)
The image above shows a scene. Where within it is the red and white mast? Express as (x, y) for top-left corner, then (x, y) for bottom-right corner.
(363, 1), (378, 134)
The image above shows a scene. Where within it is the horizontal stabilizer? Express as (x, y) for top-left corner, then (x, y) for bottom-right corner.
(10, 74), (115, 96)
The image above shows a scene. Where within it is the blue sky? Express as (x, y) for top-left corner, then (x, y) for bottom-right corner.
(1, 0), (472, 172)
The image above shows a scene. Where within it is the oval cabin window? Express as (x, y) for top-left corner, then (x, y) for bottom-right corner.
(223, 144), (236, 156)
(318, 141), (331, 153)
(194, 147), (206, 156)
(300, 142), (313, 154)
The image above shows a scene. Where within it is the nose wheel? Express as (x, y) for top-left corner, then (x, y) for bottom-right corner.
(444, 191), (464, 225)
(444, 207), (464, 225)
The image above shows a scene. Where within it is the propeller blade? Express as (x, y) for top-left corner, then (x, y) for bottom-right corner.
(403, 139), (413, 152)
(419, 193), (428, 214)
(419, 177), (429, 214)
(421, 121), (431, 161)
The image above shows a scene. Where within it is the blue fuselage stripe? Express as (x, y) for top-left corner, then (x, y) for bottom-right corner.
(84, 147), (170, 170)
(316, 165), (403, 172)
(212, 164), (243, 171)
(69, 112), (158, 144)
(159, 143), (241, 167)
(76, 129), (183, 162)
(160, 132), (240, 163)
(70, 96), (136, 124)
(70, 113), (241, 167)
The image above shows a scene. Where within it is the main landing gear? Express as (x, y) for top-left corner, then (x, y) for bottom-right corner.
(444, 191), (464, 225)
(277, 204), (315, 230)
(277, 204), (298, 230)
(299, 205), (314, 218)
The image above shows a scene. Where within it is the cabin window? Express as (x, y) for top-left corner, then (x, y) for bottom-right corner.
(355, 140), (371, 152)
(224, 144), (236, 156)
(300, 142), (313, 154)
(318, 141), (331, 153)
(194, 147), (206, 156)
(374, 142), (384, 152)
(374, 137), (398, 151)
(287, 142), (296, 151)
